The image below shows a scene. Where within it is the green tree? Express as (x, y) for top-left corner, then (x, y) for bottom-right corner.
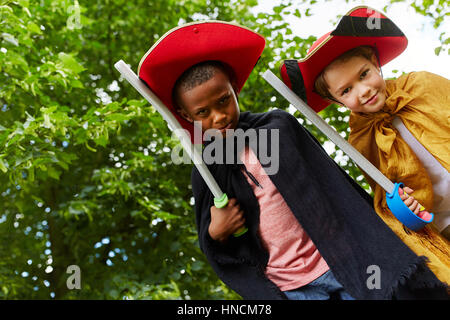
(0, 0), (257, 300)
(0, 0), (310, 300)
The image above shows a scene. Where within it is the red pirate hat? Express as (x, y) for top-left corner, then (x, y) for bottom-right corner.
(280, 6), (408, 112)
(138, 21), (265, 138)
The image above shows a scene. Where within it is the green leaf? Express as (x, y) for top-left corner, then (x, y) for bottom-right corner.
(105, 113), (129, 122)
(57, 52), (85, 74)
(0, 158), (7, 173)
(153, 210), (179, 221)
(94, 134), (109, 147)
(18, 0), (29, 7)
(191, 260), (204, 271)
(434, 46), (442, 55)
(27, 22), (42, 34)
(47, 166), (61, 180)
(71, 79), (84, 88)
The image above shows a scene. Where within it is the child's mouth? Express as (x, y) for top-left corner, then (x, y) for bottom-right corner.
(218, 122), (232, 131)
(365, 93), (378, 105)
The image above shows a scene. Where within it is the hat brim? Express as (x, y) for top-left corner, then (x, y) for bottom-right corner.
(138, 21), (265, 136)
(280, 6), (408, 112)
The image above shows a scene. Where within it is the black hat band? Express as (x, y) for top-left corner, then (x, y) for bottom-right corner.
(331, 16), (404, 37)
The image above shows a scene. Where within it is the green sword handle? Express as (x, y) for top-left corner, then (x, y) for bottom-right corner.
(214, 193), (248, 237)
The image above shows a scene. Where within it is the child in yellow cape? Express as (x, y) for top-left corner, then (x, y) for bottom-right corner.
(279, 5), (450, 286)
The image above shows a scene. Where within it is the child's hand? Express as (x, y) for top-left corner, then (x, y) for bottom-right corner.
(209, 198), (245, 243)
(399, 186), (420, 214)
(399, 187), (432, 221)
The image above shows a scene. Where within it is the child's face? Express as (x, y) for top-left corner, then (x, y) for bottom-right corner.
(176, 69), (240, 138)
(323, 55), (386, 113)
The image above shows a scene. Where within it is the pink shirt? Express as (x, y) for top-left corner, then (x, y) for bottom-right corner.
(240, 147), (329, 291)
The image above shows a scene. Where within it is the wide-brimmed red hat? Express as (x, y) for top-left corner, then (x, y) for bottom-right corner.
(138, 21), (265, 138)
(280, 6), (408, 112)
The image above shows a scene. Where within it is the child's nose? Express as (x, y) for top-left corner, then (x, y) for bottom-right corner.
(213, 110), (227, 123)
(359, 83), (371, 98)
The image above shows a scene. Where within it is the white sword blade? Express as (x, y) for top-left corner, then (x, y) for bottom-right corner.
(262, 69), (394, 194)
(114, 60), (224, 199)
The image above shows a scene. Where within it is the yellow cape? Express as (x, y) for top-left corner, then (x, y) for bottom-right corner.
(348, 71), (450, 285)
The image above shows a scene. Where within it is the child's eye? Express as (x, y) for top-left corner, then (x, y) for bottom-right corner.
(196, 109), (208, 116)
(219, 94), (230, 105)
(341, 87), (350, 96)
(360, 69), (369, 79)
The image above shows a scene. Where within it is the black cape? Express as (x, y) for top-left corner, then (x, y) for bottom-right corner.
(191, 109), (448, 299)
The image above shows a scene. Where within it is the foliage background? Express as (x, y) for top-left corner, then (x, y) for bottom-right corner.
(0, 0), (447, 299)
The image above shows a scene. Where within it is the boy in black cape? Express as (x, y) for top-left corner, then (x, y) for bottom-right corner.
(137, 21), (448, 299)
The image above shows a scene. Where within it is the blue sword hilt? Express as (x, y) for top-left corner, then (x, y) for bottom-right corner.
(386, 182), (434, 231)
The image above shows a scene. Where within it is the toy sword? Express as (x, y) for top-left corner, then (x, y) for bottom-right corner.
(114, 60), (247, 236)
(263, 69), (432, 231)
